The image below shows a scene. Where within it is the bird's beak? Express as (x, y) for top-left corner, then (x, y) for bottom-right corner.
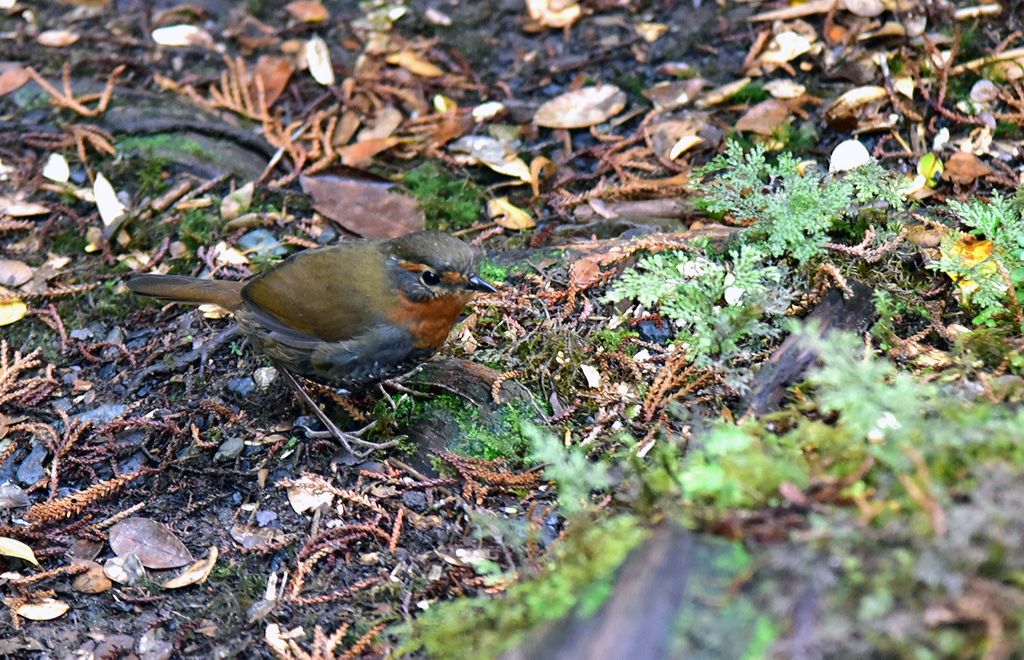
(467, 274), (497, 293)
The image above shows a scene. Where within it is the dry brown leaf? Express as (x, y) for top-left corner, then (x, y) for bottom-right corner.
(285, 478), (334, 513)
(534, 84), (627, 129)
(253, 56), (294, 107)
(338, 137), (401, 167)
(108, 518), (194, 569)
(0, 259), (33, 288)
(0, 65), (30, 97)
(643, 79), (706, 110)
(758, 30), (814, 66)
(735, 99), (790, 135)
(357, 106), (403, 141)
(230, 524), (285, 549)
(285, 0), (329, 22)
(71, 560), (113, 594)
(570, 257), (602, 288)
(37, 29), (80, 47)
(386, 50), (445, 78)
(15, 598), (69, 621)
(163, 546), (218, 589)
(695, 78), (751, 108)
(944, 152), (992, 185)
(299, 172), (425, 239)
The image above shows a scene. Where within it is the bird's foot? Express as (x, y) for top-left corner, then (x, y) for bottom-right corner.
(275, 361), (397, 457)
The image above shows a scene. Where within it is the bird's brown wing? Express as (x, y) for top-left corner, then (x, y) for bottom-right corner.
(241, 241), (392, 342)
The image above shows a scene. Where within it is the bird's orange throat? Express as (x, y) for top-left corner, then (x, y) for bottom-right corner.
(392, 292), (473, 350)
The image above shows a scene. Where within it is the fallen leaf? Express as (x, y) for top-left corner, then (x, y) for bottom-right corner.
(472, 101), (506, 122)
(570, 257), (602, 288)
(840, 0), (885, 16)
(357, 106), (403, 142)
(0, 259), (33, 287)
(15, 598), (68, 621)
(529, 156), (556, 197)
(829, 139), (872, 173)
(0, 537), (39, 565)
(942, 237), (1001, 301)
(735, 99), (790, 135)
(285, 478), (335, 513)
(230, 524), (285, 549)
(580, 364), (601, 388)
(488, 197), (535, 230)
(1, 198), (50, 216)
(526, 0), (581, 28)
(37, 30), (80, 47)
(824, 85), (887, 127)
(300, 171), (424, 239)
(339, 137), (400, 166)
(0, 65), (30, 97)
(306, 36), (335, 86)
(944, 152), (992, 185)
(763, 79), (806, 99)
(669, 135), (704, 160)
(42, 153), (70, 183)
(286, 0), (329, 22)
(450, 135), (531, 182)
(386, 50), (445, 78)
(253, 56), (294, 107)
(695, 78), (751, 108)
(108, 518), (194, 569)
(534, 84), (627, 129)
(0, 483), (30, 509)
(917, 152), (943, 188)
(71, 560), (113, 594)
(151, 24), (214, 48)
(635, 22), (669, 43)
(643, 79), (705, 110)
(758, 31), (813, 65)
(104, 553), (146, 585)
(220, 181), (254, 221)
(0, 288), (28, 326)
(163, 546), (218, 589)
(93, 172), (126, 227)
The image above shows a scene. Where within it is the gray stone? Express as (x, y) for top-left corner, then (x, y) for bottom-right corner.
(226, 377), (256, 397)
(75, 403), (126, 426)
(215, 436), (245, 461)
(237, 229), (287, 257)
(16, 443), (48, 485)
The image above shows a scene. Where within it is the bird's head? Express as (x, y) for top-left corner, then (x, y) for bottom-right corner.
(383, 231), (496, 303)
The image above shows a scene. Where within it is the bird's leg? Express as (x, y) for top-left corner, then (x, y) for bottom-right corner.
(273, 362), (397, 456)
(381, 365), (431, 398)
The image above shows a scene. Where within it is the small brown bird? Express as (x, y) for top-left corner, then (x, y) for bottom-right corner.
(127, 231), (495, 452)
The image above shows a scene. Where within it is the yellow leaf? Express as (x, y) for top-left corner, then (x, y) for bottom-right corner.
(488, 197), (535, 230)
(0, 536), (39, 565)
(942, 237), (1000, 299)
(162, 546), (218, 589)
(0, 289), (27, 327)
(386, 50), (444, 78)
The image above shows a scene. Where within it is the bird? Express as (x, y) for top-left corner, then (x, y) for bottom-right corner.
(126, 231), (496, 454)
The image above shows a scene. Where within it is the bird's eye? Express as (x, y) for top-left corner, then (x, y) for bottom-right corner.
(421, 270), (441, 286)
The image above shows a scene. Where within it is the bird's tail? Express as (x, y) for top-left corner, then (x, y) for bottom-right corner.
(126, 274), (244, 311)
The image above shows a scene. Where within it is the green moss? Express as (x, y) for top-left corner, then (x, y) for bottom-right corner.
(995, 120), (1023, 140)
(118, 134), (207, 161)
(733, 82), (770, 104)
(50, 229), (89, 256)
(403, 163), (486, 231)
(592, 328), (639, 351)
(178, 208), (219, 250)
(478, 260), (509, 284)
(404, 515), (647, 658)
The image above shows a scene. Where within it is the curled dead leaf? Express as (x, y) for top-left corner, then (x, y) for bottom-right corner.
(944, 152), (992, 185)
(386, 50), (445, 78)
(529, 157), (556, 197)
(735, 99), (790, 136)
(286, 1), (329, 22)
(72, 560), (113, 594)
(163, 546), (218, 589)
(488, 197), (535, 230)
(0, 536), (39, 565)
(526, 0), (581, 28)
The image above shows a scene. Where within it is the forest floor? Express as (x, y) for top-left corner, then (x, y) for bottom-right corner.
(2, 0), (1024, 658)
